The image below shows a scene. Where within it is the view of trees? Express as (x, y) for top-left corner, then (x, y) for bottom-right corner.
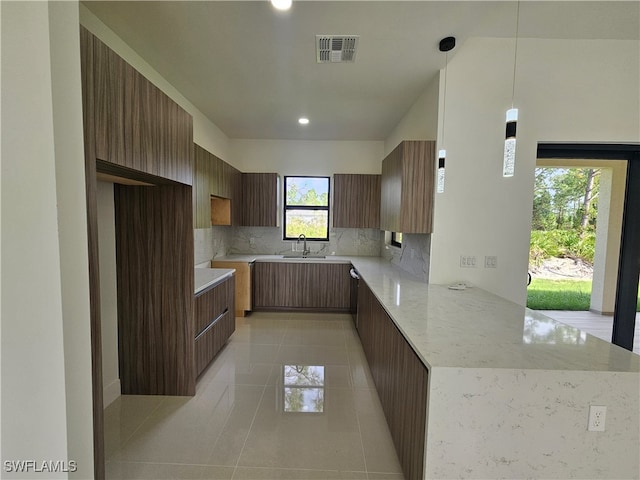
(530, 168), (599, 266)
(284, 177), (330, 240)
(283, 365), (325, 413)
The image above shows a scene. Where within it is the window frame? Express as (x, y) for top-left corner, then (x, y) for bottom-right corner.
(391, 232), (402, 248)
(283, 175), (331, 241)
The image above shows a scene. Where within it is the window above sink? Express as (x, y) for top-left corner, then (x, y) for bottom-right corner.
(283, 176), (330, 241)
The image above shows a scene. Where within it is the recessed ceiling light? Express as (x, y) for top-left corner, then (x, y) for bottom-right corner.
(271, 0), (292, 11)
(298, 117), (309, 125)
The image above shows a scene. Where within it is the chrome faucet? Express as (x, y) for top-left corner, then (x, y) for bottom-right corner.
(297, 234), (310, 256)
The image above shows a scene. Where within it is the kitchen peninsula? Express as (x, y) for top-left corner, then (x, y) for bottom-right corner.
(213, 254), (639, 480)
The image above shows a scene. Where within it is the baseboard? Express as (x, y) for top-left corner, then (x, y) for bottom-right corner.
(103, 379), (121, 408)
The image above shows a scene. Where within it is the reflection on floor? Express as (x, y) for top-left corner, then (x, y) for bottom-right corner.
(540, 310), (640, 354)
(104, 312), (405, 480)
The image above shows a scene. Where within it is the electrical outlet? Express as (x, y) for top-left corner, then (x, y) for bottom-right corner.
(485, 256), (498, 268)
(460, 255), (476, 268)
(588, 405), (606, 432)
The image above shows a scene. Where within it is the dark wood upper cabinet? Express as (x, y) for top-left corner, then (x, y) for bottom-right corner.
(380, 140), (436, 234)
(333, 174), (381, 229)
(193, 144), (242, 228)
(242, 173), (280, 227)
(83, 27), (193, 185)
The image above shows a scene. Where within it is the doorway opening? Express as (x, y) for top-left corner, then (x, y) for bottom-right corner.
(535, 144), (640, 353)
(527, 161), (627, 316)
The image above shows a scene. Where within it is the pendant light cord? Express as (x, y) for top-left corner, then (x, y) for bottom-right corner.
(442, 51), (448, 146)
(511, 1), (520, 107)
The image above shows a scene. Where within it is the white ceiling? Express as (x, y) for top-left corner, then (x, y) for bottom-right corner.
(83, 1), (639, 141)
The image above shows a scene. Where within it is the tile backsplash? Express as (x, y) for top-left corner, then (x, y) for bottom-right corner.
(194, 226), (431, 282)
(230, 226), (382, 256)
(380, 233), (431, 282)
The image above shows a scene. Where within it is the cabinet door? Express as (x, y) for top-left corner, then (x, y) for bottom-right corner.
(87, 29), (193, 185)
(380, 145), (403, 233)
(123, 64), (155, 175)
(156, 91), (193, 185)
(231, 166), (243, 226)
(380, 140), (435, 234)
(93, 36), (126, 166)
(242, 173), (279, 227)
(333, 174), (381, 229)
(193, 144), (212, 228)
(304, 263), (351, 309)
(399, 141), (435, 233)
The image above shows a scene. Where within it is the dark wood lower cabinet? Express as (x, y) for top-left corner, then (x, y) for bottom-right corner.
(253, 262), (351, 311)
(357, 281), (429, 480)
(194, 276), (236, 378)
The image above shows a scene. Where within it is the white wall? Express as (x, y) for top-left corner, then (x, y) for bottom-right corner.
(384, 73), (440, 155)
(79, 4), (232, 165)
(2, 1), (94, 477)
(97, 182), (120, 407)
(231, 139), (384, 175)
(427, 37), (639, 304)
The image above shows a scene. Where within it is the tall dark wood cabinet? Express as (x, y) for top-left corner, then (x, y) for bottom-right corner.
(80, 26), (195, 479)
(333, 174), (381, 229)
(242, 173), (280, 227)
(357, 281), (429, 480)
(380, 140), (435, 233)
(114, 184), (195, 396)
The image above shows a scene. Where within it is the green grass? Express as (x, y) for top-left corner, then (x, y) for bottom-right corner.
(527, 278), (640, 311)
(527, 278), (592, 310)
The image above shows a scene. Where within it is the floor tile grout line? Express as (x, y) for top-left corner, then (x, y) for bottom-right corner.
(231, 366), (276, 479)
(107, 396), (168, 462)
(352, 385), (371, 479)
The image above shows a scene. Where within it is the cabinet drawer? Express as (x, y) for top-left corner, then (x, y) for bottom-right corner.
(194, 310), (234, 377)
(194, 280), (230, 336)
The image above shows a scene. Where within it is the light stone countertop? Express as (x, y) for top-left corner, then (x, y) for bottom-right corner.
(211, 254), (352, 264)
(349, 257), (640, 372)
(194, 267), (235, 294)
(208, 254), (639, 372)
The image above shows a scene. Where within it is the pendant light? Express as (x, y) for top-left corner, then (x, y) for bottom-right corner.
(503, 2), (520, 178)
(438, 36), (455, 193)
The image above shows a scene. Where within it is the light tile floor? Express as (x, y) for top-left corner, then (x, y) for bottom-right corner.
(104, 312), (405, 480)
(540, 310), (640, 354)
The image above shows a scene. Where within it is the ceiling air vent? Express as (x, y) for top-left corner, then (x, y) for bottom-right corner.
(316, 35), (359, 63)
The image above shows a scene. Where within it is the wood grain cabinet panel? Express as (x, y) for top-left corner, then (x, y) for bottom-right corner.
(333, 174), (381, 229)
(380, 140), (436, 234)
(194, 276), (236, 377)
(242, 173), (279, 227)
(357, 281), (428, 480)
(93, 34), (126, 167)
(253, 262), (351, 311)
(114, 184), (195, 397)
(193, 144), (243, 228)
(211, 261), (252, 317)
(85, 28), (193, 185)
